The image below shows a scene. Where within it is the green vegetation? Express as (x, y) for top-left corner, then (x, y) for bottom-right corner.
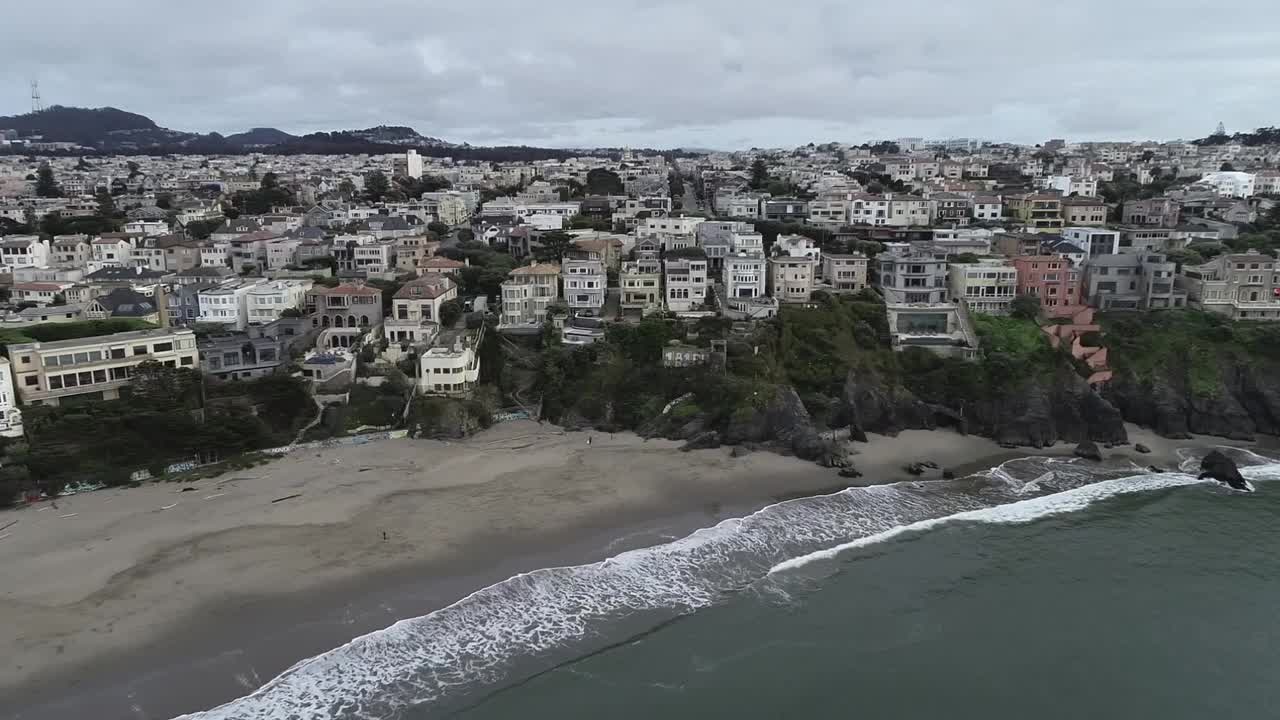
(439, 241), (518, 300)
(0, 318), (156, 349)
(231, 172), (296, 215)
(585, 168), (624, 196)
(1101, 310), (1280, 399)
(35, 163), (61, 198)
(1, 365), (315, 506)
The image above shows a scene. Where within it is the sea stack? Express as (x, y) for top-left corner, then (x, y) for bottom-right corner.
(1198, 450), (1254, 492)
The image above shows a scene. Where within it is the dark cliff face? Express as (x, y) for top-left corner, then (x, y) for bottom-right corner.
(1106, 358), (1280, 441)
(840, 367), (1127, 448)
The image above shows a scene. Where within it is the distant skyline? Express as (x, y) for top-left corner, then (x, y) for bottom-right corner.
(2, 0), (1277, 149)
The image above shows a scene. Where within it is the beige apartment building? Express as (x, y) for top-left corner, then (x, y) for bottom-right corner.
(948, 259), (1019, 315)
(500, 262), (561, 329)
(8, 328), (198, 406)
(1182, 251), (1280, 320)
(819, 253), (869, 293)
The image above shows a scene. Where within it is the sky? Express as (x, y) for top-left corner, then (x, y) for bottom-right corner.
(1, 0), (1278, 150)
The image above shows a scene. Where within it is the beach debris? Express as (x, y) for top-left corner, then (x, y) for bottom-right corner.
(203, 493), (226, 500)
(1073, 441), (1103, 462)
(0, 519), (18, 533)
(1148, 465), (1167, 474)
(59, 513), (78, 518)
(838, 466), (863, 479)
(160, 503), (178, 510)
(1135, 443), (1152, 454)
(903, 463), (926, 476)
(271, 493), (303, 504)
(180, 487), (198, 493)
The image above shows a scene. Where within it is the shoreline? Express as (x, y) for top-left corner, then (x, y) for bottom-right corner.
(0, 422), (1248, 720)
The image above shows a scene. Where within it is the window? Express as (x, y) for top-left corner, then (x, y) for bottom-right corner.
(49, 376), (63, 390)
(93, 370), (107, 384)
(24, 376), (38, 387)
(134, 345), (147, 356)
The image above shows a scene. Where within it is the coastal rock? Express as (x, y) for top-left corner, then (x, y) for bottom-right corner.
(904, 463), (926, 476)
(838, 466), (863, 479)
(1135, 443), (1151, 454)
(942, 469), (956, 479)
(1106, 357), (1280, 442)
(1198, 450), (1252, 491)
(1073, 441), (1103, 462)
(840, 369), (935, 440)
(681, 431), (722, 451)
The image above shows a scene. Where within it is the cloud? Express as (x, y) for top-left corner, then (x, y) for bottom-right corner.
(1, 0), (1277, 148)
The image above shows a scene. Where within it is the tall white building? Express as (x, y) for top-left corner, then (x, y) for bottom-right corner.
(664, 257), (709, 313)
(563, 258), (606, 314)
(198, 280), (263, 331)
(0, 358), (24, 438)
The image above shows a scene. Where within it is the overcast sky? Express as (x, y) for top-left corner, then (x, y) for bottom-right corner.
(1, 0), (1277, 149)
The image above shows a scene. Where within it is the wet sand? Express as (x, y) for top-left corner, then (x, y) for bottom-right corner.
(0, 422), (1222, 720)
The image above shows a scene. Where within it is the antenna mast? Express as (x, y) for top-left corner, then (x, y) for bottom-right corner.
(30, 80), (43, 113)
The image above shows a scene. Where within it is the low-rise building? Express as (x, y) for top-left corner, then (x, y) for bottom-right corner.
(419, 325), (484, 396)
(620, 254), (663, 316)
(500, 262), (561, 329)
(768, 255), (817, 304)
(198, 280), (262, 331)
(1005, 193), (1064, 233)
(247, 279), (311, 326)
(563, 258), (606, 315)
(664, 256), (711, 313)
(385, 274), (458, 345)
(0, 236), (50, 272)
(306, 282), (385, 330)
(948, 259), (1018, 315)
(818, 253), (869, 293)
(1060, 196), (1108, 226)
(1084, 252), (1186, 311)
(972, 196), (1003, 221)
(1181, 251), (1280, 319)
(1011, 255), (1083, 312)
(1062, 227), (1121, 258)
(8, 327), (198, 406)
(1122, 197), (1181, 228)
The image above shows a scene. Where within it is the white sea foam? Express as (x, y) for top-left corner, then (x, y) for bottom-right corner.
(175, 455), (1280, 720)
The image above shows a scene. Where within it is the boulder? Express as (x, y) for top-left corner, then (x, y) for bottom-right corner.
(903, 463), (926, 476)
(1148, 465), (1166, 474)
(942, 469), (956, 480)
(1073, 441), (1103, 462)
(838, 466), (863, 479)
(1135, 443), (1151, 454)
(1198, 450), (1252, 491)
(681, 431), (721, 451)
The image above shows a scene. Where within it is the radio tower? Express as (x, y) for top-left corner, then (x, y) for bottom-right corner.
(30, 80), (43, 113)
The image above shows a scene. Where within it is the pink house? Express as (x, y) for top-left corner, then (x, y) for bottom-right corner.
(1011, 255), (1085, 317)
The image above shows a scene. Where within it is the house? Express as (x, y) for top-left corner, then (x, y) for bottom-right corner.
(1084, 253), (1186, 311)
(1011, 255), (1084, 313)
(878, 247), (950, 305)
(131, 234), (201, 272)
(385, 274), (458, 345)
(562, 258), (606, 315)
(993, 232), (1046, 257)
(264, 238), (302, 270)
(1041, 175), (1098, 197)
(886, 195), (933, 227)
(773, 234), (821, 261)
(123, 220), (169, 237)
(0, 236), (51, 271)
(930, 193), (972, 226)
(500, 262), (561, 329)
(807, 199), (849, 227)
(760, 199), (809, 223)
(197, 280), (263, 331)
(1060, 196), (1107, 226)
(85, 288), (162, 324)
(722, 251), (776, 319)
(562, 315), (607, 345)
(198, 324), (288, 381)
(972, 196), (1003, 221)
(173, 266), (235, 286)
(227, 230), (279, 274)
(10, 281), (75, 306)
(664, 256), (711, 313)
(768, 255), (817, 304)
(90, 235), (136, 267)
(305, 282), (385, 330)
(8, 327), (198, 406)
(1005, 194), (1063, 233)
(1041, 239), (1088, 267)
(1194, 171), (1255, 198)
(419, 325), (484, 396)
(396, 234), (439, 273)
(0, 358), (23, 437)
(247, 280), (312, 326)
(1118, 226), (1181, 253)
(1181, 251), (1280, 319)
(620, 254), (663, 316)
(1062, 227), (1121, 258)
(1121, 197), (1180, 227)
(879, 247), (974, 358)
(210, 218), (264, 243)
(948, 258), (1018, 315)
(200, 240), (232, 268)
(638, 215), (705, 250)
(51, 234), (92, 266)
(818, 253), (869, 293)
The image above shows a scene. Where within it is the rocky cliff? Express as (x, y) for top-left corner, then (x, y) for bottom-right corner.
(837, 367), (1127, 448)
(1105, 357), (1280, 441)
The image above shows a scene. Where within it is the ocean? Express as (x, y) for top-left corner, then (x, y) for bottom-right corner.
(178, 446), (1280, 720)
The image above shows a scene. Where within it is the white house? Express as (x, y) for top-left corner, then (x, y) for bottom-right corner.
(419, 326), (484, 396)
(200, 241), (232, 268)
(664, 257), (710, 313)
(768, 256), (817, 303)
(0, 357), (24, 438)
(0, 236), (50, 272)
(972, 197), (1003, 221)
(124, 220), (170, 237)
(1041, 175), (1098, 197)
(563, 258), (606, 315)
(197, 280), (263, 331)
(246, 280), (312, 326)
(1196, 171), (1256, 198)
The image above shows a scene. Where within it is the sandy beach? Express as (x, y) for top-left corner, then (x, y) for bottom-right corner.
(0, 421), (1232, 720)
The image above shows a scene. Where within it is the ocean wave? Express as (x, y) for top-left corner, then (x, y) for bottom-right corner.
(176, 455), (1280, 720)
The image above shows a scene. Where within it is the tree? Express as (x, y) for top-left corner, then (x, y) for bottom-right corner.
(1010, 294), (1042, 322)
(51, 293), (66, 307)
(439, 299), (463, 328)
(1220, 162), (1235, 172)
(585, 168), (624, 196)
(155, 193), (172, 210)
(364, 171), (390, 202)
(127, 161), (141, 178)
(427, 220), (451, 235)
(456, 228), (475, 242)
(534, 231), (575, 263)
(95, 189), (115, 218)
(749, 159), (769, 190)
(35, 164), (61, 198)
(280, 307), (304, 319)
(338, 179), (356, 198)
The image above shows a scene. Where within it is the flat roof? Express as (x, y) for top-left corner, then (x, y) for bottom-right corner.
(9, 327), (190, 351)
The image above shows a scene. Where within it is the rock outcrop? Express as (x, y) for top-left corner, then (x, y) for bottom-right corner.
(1199, 450), (1252, 491)
(839, 367), (1127, 448)
(1073, 441), (1103, 462)
(1106, 358), (1280, 441)
(727, 387), (851, 467)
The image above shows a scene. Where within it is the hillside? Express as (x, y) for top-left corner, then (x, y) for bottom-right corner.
(224, 127), (298, 147)
(0, 105), (159, 144)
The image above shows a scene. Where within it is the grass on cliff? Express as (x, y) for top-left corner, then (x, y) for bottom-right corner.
(1100, 310), (1280, 398)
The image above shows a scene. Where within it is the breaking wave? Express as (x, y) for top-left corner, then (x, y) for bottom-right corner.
(177, 448), (1279, 720)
